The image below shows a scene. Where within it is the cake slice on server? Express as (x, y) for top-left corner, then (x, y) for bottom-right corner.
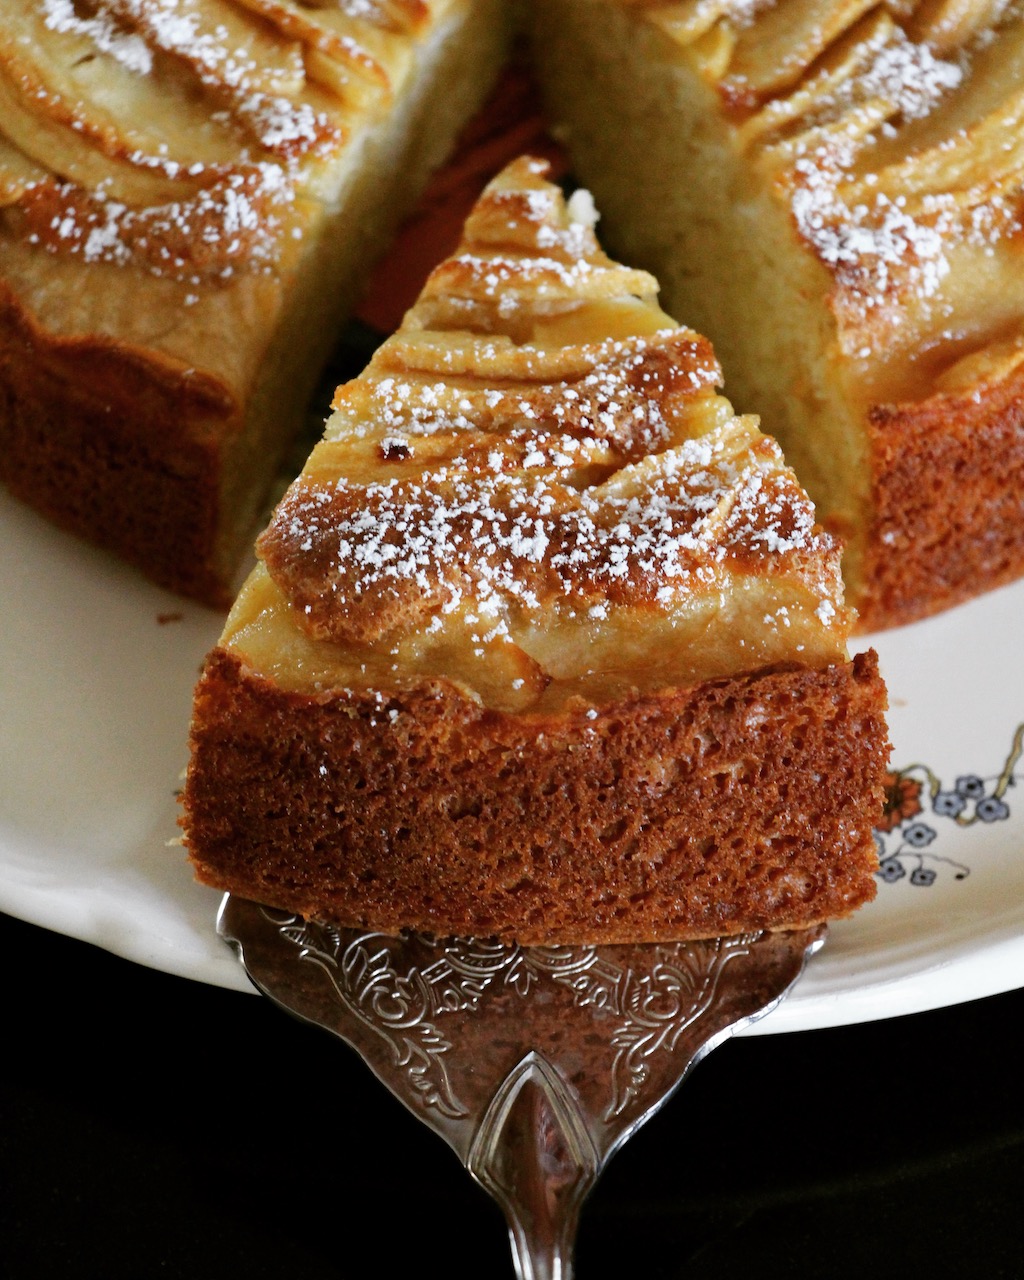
(181, 156), (890, 946)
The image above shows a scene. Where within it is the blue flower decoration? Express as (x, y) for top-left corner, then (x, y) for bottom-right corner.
(955, 775), (987, 800)
(910, 867), (938, 887)
(878, 857), (906, 883)
(976, 795), (1010, 823)
(933, 790), (966, 818)
(902, 822), (937, 848)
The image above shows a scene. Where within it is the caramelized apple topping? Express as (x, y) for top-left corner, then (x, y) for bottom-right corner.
(0, 0), (448, 282)
(636, 0), (1024, 374)
(247, 158), (849, 708)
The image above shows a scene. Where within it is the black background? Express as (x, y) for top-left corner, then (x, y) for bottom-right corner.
(2, 909), (1022, 1279)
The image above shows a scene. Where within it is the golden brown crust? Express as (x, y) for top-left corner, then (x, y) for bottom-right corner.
(857, 365), (1024, 630)
(0, 277), (237, 603)
(183, 645), (887, 944)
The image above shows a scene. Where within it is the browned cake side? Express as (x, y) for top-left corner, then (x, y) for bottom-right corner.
(0, 288), (238, 604)
(185, 646), (887, 944)
(862, 362), (1024, 627)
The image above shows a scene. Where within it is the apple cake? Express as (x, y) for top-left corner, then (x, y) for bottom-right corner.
(529, 0), (1024, 631)
(0, 0), (511, 605)
(181, 156), (889, 945)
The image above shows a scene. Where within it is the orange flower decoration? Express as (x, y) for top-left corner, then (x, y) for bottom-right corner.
(876, 771), (924, 833)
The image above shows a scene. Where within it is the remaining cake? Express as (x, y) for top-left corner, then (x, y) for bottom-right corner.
(7, 4), (1024, 632)
(181, 156), (889, 945)
(0, 0), (510, 605)
(529, 0), (1024, 631)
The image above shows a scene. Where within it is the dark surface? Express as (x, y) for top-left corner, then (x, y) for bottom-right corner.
(2, 908), (1022, 1280)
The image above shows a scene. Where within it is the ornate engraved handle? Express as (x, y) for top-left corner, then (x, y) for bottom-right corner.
(218, 896), (825, 1279)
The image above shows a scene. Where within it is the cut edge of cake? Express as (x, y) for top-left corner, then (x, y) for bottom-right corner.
(529, 0), (1024, 633)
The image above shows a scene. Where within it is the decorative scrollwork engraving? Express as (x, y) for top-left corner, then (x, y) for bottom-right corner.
(604, 935), (756, 1117)
(262, 910), (765, 1123)
(275, 916), (467, 1118)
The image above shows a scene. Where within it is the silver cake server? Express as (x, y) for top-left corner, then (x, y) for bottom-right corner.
(218, 895), (825, 1280)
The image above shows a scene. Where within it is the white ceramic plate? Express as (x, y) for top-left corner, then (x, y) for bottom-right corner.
(3, 484), (1023, 1035)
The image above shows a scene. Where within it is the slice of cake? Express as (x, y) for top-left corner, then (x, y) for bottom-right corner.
(181, 155), (889, 945)
(0, 0), (510, 605)
(530, 0), (1024, 631)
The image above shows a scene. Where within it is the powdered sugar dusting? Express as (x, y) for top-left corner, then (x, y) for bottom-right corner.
(254, 156), (845, 672)
(20, 163), (296, 283)
(738, 8), (1020, 342)
(853, 33), (962, 122)
(791, 149), (951, 306)
(361, 334), (703, 457)
(100, 0), (338, 157)
(42, 0), (153, 74)
(260, 155), (841, 646)
(714, 0), (778, 30)
(263, 410), (830, 646)
(16, 0), (361, 281)
(780, 23), (969, 312)
(566, 187), (599, 228)
(450, 253), (599, 308)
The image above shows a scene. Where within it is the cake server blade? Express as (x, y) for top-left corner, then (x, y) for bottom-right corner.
(218, 895), (825, 1280)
